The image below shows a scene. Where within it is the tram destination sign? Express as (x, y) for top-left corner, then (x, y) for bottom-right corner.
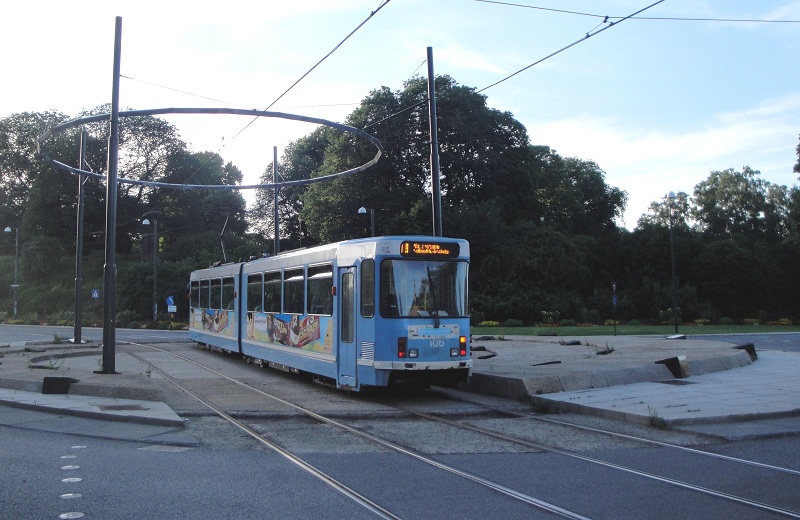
(400, 241), (460, 258)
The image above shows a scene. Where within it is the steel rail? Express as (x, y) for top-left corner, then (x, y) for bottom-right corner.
(123, 342), (592, 520)
(124, 348), (401, 520)
(435, 391), (800, 478)
(388, 402), (800, 519)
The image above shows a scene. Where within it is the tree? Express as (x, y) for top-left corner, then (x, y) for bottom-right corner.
(154, 151), (248, 262)
(248, 127), (332, 249)
(794, 133), (800, 177)
(531, 148), (627, 234)
(691, 166), (788, 241)
(297, 76), (539, 243)
(0, 111), (73, 226)
(636, 191), (691, 230)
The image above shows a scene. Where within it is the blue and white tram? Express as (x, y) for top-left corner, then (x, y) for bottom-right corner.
(188, 236), (471, 391)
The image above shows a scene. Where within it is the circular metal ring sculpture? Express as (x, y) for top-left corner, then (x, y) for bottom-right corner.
(36, 107), (383, 190)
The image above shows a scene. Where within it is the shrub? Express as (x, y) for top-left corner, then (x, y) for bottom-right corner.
(156, 320), (172, 330)
(603, 319), (619, 326)
(504, 318), (524, 327)
(478, 320), (500, 327)
(694, 319), (710, 326)
(627, 319), (641, 326)
(559, 319), (576, 327)
(116, 309), (140, 325)
(540, 310), (560, 325)
(718, 317), (734, 325)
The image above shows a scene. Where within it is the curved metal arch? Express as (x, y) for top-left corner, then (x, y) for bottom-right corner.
(36, 107), (383, 190)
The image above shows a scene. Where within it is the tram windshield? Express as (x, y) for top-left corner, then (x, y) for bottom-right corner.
(380, 260), (468, 318)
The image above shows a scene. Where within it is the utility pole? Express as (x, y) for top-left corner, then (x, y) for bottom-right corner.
(101, 16), (122, 374)
(72, 128), (87, 344)
(427, 47), (443, 237)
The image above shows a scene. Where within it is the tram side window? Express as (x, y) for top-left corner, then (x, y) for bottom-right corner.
(221, 277), (235, 310)
(210, 278), (222, 310)
(200, 279), (210, 309)
(360, 259), (375, 318)
(191, 281), (200, 309)
(263, 271), (281, 313)
(283, 268), (305, 314)
(307, 265), (333, 315)
(247, 273), (262, 312)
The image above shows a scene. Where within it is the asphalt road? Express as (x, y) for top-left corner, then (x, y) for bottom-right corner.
(0, 324), (189, 345)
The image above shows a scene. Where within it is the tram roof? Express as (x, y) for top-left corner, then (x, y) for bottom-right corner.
(191, 236), (469, 278)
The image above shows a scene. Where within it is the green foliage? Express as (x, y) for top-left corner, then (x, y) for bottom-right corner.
(504, 319), (524, 327)
(21, 236), (62, 282)
(2, 87), (800, 327)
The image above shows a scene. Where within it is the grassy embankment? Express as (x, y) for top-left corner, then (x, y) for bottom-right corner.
(471, 324), (800, 337)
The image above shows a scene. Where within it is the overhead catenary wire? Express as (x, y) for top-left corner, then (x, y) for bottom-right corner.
(477, 0), (667, 93)
(473, 0), (800, 23)
(228, 0), (392, 143)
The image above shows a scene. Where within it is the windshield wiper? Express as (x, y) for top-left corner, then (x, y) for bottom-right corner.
(426, 266), (440, 328)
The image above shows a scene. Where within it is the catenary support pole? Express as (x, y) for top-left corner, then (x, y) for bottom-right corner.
(273, 146), (280, 254)
(101, 16), (122, 374)
(427, 47), (443, 237)
(72, 128), (87, 344)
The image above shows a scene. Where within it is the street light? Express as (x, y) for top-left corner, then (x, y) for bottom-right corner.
(611, 281), (617, 336)
(667, 191), (678, 334)
(358, 207), (375, 237)
(142, 217), (158, 323)
(4, 226), (19, 318)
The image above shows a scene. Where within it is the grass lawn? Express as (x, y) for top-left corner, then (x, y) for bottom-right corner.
(471, 324), (800, 337)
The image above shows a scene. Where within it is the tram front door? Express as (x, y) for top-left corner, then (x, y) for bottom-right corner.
(338, 267), (357, 389)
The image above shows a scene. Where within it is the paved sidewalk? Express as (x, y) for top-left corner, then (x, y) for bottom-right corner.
(528, 349), (800, 435)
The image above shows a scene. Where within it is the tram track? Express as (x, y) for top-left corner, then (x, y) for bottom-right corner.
(124, 342), (592, 520)
(379, 399), (800, 519)
(431, 391), (800, 478)
(123, 341), (800, 519)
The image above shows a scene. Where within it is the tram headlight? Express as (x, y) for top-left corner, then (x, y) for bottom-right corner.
(450, 348), (459, 357)
(408, 349), (418, 358)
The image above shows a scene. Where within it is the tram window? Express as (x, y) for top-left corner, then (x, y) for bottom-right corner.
(190, 281), (200, 309)
(283, 268), (305, 314)
(263, 271), (281, 313)
(307, 265), (333, 315)
(200, 279), (210, 309)
(247, 273), (262, 312)
(380, 259), (468, 318)
(222, 277), (235, 310)
(210, 278), (222, 310)
(341, 272), (354, 343)
(361, 259), (375, 318)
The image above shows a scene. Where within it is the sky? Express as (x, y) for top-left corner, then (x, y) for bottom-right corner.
(2, 0), (799, 229)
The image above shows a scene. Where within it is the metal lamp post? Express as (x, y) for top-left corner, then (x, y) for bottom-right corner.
(358, 207), (375, 237)
(667, 191), (678, 334)
(612, 281), (617, 336)
(142, 217), (158, 323)
(4, 226), (19, 318)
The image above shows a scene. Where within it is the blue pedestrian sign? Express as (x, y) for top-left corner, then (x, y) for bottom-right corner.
(91, 288), (100, 300)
